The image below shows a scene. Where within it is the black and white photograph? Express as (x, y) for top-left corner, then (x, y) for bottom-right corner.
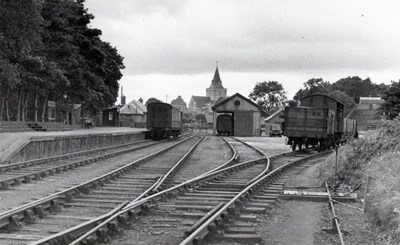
(0, 0), (400, 244)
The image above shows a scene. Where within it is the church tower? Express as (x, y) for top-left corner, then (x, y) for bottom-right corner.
(206, 66), (227, 102)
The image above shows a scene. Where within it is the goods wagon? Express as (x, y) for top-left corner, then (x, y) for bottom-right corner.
(284, 107), (336, 151)
(300, 94), (344, 137)
(216, 114), (233, 136)
(284, 94), (357, 151)
(146, 102), (182, 139)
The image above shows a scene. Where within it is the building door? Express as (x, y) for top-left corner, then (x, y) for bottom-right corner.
(234, 111), (253, 136)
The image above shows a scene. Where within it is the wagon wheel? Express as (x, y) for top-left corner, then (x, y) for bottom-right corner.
(317, 141), (323, 152)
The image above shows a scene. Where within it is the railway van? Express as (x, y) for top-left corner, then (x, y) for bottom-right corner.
(146, 102), (182, 139)
(283, 94), (358, 151)
(284, 106), (336, 151)
(216, 114), (233, 136)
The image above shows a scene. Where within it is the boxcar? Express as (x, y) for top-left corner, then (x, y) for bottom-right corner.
(300, 94), (344, 142)
(146, 102), (182, 139)
(216, 114), (233, 136)
(284, 106), (336, 151)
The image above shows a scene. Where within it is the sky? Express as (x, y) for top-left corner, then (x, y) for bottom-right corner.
(84, 0), (400, 105)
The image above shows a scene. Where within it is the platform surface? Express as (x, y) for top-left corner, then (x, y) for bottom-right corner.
(0, 127), (147, 162)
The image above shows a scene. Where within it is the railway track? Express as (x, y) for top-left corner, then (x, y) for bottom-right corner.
(0, 136), (264, 245)
(157, 136), (267, 191)
(90, 150), (327, 245)
(0, 135), (212, 244)
(0, 139), (163, 190)
(190, 151), (333, 245)
(0, 135), (240, 245)
(30, 137), (289, 245)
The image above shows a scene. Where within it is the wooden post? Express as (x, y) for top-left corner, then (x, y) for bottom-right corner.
(362, 176), (371, 214)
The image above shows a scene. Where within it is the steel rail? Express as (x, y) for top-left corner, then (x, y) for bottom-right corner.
(0, 140), (163, 189)
(180, 150), (332, 245)
(0, 136), (194, 229)
(197, 136), (238, 177)
(152, 135), (205, 191)
(33, 136), (205, 245)
(326, 181), (346, 245)
(67, 156), (268, 245)
(29, 201), (129, 245)
(232, 137), (271, 185)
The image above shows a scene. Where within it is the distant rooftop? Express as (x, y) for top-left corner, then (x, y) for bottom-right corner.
(120, 100), (147, 115)
(359, 97), (384, 104)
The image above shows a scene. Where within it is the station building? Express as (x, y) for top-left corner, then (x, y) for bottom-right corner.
(212, 93), (266, 136)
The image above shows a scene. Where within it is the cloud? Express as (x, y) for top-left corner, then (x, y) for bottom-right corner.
(85, 0), (400, 76)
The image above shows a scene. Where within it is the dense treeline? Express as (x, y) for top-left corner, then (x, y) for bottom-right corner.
(249, 77), (390, 117)
(0, 0), (124, 124)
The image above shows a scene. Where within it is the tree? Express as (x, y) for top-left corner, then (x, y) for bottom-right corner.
(381, 80), (400, 119)
(145, 98), (162, 106)
(332, 76), (389, 103)
(294, 78), (332, 100)
(293, 78), (356, 115)
(249, 81), (287, 115)
(40, 0), (124, 124)
(287, 100), (298, 107)
(0, 0), (43, 121)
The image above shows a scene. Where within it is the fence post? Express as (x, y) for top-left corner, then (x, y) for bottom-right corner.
(362, 176), (371, 214)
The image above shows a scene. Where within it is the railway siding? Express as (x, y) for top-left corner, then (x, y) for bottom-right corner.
(0, 137), (197, 237)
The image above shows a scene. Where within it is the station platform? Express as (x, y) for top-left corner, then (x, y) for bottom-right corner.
(0, 127), (147, 164)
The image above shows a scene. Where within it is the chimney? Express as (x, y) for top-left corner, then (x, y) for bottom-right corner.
(121, 86), (126, 106)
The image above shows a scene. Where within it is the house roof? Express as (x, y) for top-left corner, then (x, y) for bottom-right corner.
(264, 108), (284, 122)
(120, 100), (147, 115)
(208, 66), (225, 89)
(191, 96), (211, 109)
(171, 95), (187, 106)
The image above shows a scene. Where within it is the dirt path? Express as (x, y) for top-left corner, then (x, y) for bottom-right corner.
(253, 158), (327, 244)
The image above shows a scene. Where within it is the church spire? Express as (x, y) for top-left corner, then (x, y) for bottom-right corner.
(209, 65), (224, 89)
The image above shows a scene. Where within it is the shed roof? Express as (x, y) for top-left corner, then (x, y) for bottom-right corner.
(264, 107), (284, 122)
(211, 93), (268, 116)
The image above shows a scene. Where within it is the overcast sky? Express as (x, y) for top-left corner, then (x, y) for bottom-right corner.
(84, 0), (400, 105)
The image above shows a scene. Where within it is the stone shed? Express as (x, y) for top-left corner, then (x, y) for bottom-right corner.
(212, 93), (264, 136)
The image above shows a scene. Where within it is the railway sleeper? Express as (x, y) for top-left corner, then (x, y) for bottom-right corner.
(8, 215), (24, 229)
(218, 232), (263, 244)
(23, 209), (37, 224)
(224, 226), (257, 234)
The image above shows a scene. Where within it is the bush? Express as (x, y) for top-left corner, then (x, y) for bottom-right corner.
(322, 118), (400, 242)
(368, 153), (400, 243)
